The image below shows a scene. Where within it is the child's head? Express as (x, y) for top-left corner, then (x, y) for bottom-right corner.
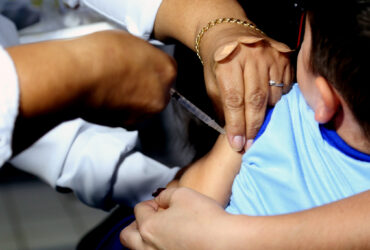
(297, 0), (370, 139)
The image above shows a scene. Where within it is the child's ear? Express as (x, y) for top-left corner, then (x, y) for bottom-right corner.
(314, 76), (340, 123)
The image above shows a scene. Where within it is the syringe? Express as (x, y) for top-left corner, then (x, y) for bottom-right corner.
(170, 88), (225, 134)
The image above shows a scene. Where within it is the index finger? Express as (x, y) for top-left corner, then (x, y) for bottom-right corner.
(134, 199), (159, 227)
(216, 64), (246, 151)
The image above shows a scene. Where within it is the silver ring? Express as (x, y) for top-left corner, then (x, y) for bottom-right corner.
(269, 80), (284, 87)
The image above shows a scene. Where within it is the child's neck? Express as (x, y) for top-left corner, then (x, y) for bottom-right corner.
(334, 105), (370, 155)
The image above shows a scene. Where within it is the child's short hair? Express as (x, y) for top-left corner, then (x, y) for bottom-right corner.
(306, 0), (370, 138)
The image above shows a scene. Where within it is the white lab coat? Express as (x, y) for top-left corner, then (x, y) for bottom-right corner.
(1, 0), (184, 210)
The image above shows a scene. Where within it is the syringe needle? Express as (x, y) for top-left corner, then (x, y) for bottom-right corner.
(170, 88), (225, 134)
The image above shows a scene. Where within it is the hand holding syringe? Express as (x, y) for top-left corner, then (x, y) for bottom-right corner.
(170, 88), (225, 134)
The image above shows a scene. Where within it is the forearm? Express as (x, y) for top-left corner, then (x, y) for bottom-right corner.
(7, 37), (97, 118)
(224, 191), (370, 249)
(171, 135), (242, 206)
(154, 0), (247, 49)
(7, 36), (98, 153)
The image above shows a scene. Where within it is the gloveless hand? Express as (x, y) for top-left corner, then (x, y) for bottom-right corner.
(74, 30), (177, 125)
(200, 23), (293, 151)
(10, 30), (177, 126)
(120, 187), (231, 250)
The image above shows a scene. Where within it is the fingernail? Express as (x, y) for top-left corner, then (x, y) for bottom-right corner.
(245, 139), (254, 150)
(230, 135), (245, 152)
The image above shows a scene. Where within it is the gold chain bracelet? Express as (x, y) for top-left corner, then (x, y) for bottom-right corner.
(195, 18), (265, 64)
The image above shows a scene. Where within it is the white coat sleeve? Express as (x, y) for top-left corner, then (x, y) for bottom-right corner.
(10, 119), (179, 210)
(0, 46), (19, 167)
(81, 0), (163, 40)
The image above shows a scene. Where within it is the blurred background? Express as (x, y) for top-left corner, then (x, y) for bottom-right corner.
(0, 1), (117, 249)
